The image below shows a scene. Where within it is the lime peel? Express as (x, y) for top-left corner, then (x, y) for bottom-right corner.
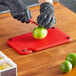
(32, 26), (48, 39)
(66, 53), (76, 67)
(60, 60), (72, 72)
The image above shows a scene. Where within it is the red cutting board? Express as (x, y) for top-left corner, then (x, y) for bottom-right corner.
(7, 27), (72, 55)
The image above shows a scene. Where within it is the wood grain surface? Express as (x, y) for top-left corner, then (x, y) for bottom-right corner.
(0, 2), (76, 76)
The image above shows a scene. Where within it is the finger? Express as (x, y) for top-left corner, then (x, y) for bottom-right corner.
(44, 18), (53, 29)
(17, 15), (23, 21)
(21, 16), (26, 23)
(13, 15), (19, 19)
(39, 14), (47, 26)
(29, 10), (32, 18)
(45, 17), (56, 29)
(25, 9), (31, 23)
(42, 15), (51, 27)
(37, 15), (42, 24)
(25, 16), (30, 23)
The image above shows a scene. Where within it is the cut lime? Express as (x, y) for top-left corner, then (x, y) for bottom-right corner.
(1, 63), (11, 69)
(0, 66), (3, 70)
(66, 53), (76, 67)
(0, 57), (3, 60)
(60, 61), (72, 72)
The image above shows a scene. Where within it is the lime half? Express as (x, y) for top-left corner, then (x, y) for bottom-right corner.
(0, 66), (3, 70)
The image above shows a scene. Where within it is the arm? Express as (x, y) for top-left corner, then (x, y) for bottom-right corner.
(37, 0), (56, 29)
(38, 0), (53, 5)
(0, 0), (32, 23)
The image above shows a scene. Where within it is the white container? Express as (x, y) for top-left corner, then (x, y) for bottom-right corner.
(0, 51), (17, 76)
(0, 52), (8, 59)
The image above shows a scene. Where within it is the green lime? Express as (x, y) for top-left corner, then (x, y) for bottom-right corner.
(66, 53), (76, 67)
(32, 26), (48, 39)
(60, 61), (72, 72)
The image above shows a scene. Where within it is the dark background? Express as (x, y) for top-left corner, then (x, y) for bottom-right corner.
(0, 0), (76, 13)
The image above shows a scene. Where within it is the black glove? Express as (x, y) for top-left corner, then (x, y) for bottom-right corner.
(0, 0), (32, 23)
(37, 2), (56, 29)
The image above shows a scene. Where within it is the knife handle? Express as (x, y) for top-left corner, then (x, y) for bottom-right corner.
(30, 19), (39, 26)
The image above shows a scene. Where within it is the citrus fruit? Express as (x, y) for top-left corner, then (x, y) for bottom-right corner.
(1, 63), (11, 69)
(0, 57), (3, 60)
(32, 26), (48, 39)
(66, 53), (76, 67)
(60, 60), (72, 72)
(0, 66), (3, 70)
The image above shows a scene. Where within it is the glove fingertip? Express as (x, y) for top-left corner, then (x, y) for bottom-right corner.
(37, 16), (42, 24)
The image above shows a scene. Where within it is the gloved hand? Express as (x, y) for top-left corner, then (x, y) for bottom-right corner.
(0, 0), (32, 23)
(37, 2), (56, 29)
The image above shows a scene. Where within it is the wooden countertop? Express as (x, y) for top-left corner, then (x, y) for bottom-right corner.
(0, 2), (76, 76)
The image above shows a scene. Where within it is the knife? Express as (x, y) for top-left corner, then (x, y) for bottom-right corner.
(30, 19), (39, 26)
